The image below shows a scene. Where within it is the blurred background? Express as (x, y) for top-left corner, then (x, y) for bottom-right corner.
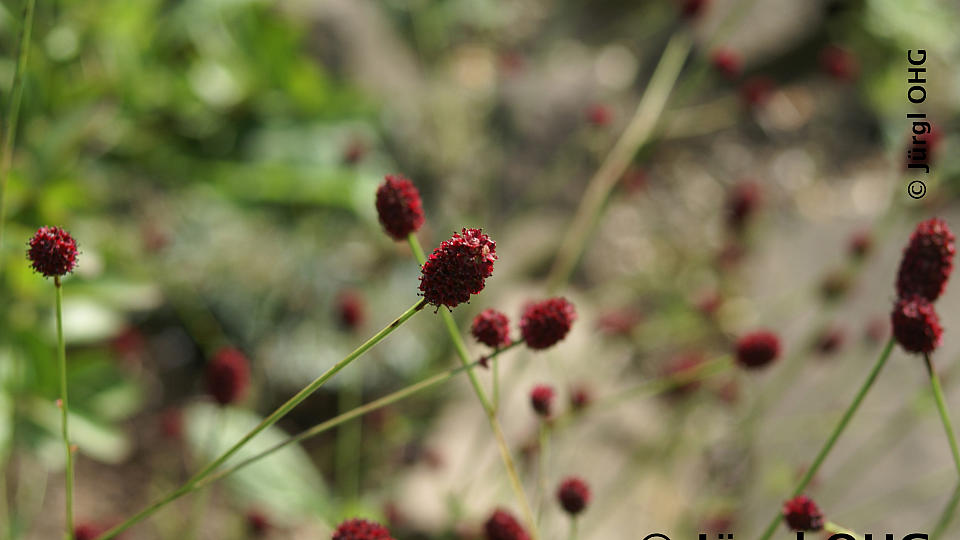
(0, 0), (959, 538)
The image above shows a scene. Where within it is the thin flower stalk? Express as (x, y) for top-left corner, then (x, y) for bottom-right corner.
(409, 233), (540, 540)
(756, 337), (895, 540)
(55, 277), (74, 540)
(925, 353), (960, 476)
(94, 298), (426, 540)
(546, 30), (692, 292)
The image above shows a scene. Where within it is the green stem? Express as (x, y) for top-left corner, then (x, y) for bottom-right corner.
(408, 233), (540, 540)
(536, 422), (549, 523)
(94, 298), (426, 540)
(55, 277), (74, 540)
(926, 353), (960, 477)
(755, 338), (895, 540)
(568, 518), (578, 540)
(933, 482), (960, 540)
(336, 373), (362, 501)
(545, 30), (692, 292)
(0, 0), (36, 261)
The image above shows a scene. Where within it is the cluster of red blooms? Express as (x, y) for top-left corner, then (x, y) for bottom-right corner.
(332, 518), (395, 540)
(556, 477), (590, 515)
(484, 509), (530, 540)
(819, 45), (859, 82)
(782, 495), (824, 532)
(529, 384), (555, 417)
(725, 180), (761, 234)
(375, 174), (425, 240)
(520, 298), (577, 349)
(419, 228), (497, 309)
(471, 309), (512, 348)
(336, 289), (366, 330)
(891, 219), (955, 354)
(205, 347), (251, 405)
(27, 226), (78, 278)
(734, 331), (781, 370)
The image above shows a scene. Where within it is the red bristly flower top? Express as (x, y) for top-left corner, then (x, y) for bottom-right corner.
(27, 226), (78, 278)
(332, 518), (395, 540)
(375, 174), (425, 240)
(205, 347), (251, 405)
(483, 509), (531, 540)
(520, 298), (576, 350)
(530, 385), (555, 417)
(557, 477), (591, 515)
(891, 296), (942, 354)
(896, 218), (955, 302)
(735, 331), (781, 369)
(472, 309), (511, 348)
(419, 228), (497, 309)
(781, 495), (824, 532)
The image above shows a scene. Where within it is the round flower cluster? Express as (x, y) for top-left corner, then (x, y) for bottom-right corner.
(711, 49), (741, 80)
(734, 331), (781, 370)
(375, 174), (425, 240)
(471, 309), (511, 348)
(896, 218), (955, 302)
(891, 219), (954, 355)
(484, 509), (530, 540)
(332, 518), (394, 540)
(419, 228), (497, 309)
(520, 297), (576, 350)
(530, 385), (555, 417)
(27, 226), (78, 278)
(781, 495), (824, 532)
(891, 296), (942, 354)
(556, 477), (591, 516)
(205, 347), (251, 405)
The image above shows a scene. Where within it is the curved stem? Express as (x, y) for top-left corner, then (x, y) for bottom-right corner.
(409, 233), (540, 540)
(95, 298), (426, 540)
(545, 30), (692, 292)
(0, 0), (36, 262)
(755, 338), (895, 540)
(54, 277), (74, 540)
(933, 482), (960, 540)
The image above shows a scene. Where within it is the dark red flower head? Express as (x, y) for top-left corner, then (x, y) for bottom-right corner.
(530, 384), (555, 417)
(419, 228), (497, 309)
(332, 518), (395, 540)
(27, 226), (78, 278)
(848, 230), (873, 260)
(247, 509), (270, 536)
(735, 331), (781, 369)
(679, 0), (709, 18)
(819, 45), (858, 81)
(740, 76), (775, 107)
(375, 174), (425, 240)
(520, 298), (576, 350)
(586, 104), (612, 127)
(484, 509), (531, 540)
(781, 495), (824, 532)
(896, 218), (955, 302)
(892, 296), (942, 354)
(726, 181), (761, 232)
(74, 523), (107, 540)
(205, 347), (250, 405)
(472, 309), (511, 348)
(556, 477), (591, 515)
(711, 48), (741, 80)
(336, 290), (366, 331)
